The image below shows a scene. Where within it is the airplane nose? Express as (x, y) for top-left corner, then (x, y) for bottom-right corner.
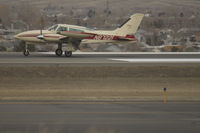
(14, 34), (20, 39)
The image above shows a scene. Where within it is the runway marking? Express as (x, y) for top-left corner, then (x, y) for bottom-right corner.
(0, 62), (128, 64)
(0, 101), (199, 105)
(109, 58), (200, 63)
(40, 52), (200, 55)
(0, 118), (188, 124)
(0, 112), (199, 114)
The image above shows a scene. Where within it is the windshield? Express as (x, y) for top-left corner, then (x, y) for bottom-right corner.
(47, 25), (58, 31)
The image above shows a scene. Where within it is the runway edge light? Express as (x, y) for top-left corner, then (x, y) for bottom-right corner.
(163, 88), (168, 104)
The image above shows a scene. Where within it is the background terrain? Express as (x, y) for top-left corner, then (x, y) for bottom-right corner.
(1, 0), (200, 52)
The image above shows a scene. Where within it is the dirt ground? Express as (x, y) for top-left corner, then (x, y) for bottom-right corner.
(0, 65), (200, 102)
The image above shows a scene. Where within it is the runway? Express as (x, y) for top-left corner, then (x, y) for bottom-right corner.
(0, 102), (200, 133)
(0, 52), (200, 133)
(0, 52), (200, 65)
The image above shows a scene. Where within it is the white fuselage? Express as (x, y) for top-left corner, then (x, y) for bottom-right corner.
(15, 24), (137, 45)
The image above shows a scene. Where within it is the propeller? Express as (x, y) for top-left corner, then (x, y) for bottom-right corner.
(37, 16), (45, 40)
(40, 23), (42, 35)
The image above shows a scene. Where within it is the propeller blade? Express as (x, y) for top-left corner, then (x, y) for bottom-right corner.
(40, 16), (44, 35)
(37, 16), (44, 40)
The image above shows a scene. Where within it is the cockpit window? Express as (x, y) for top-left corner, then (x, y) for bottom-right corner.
(48, 25), (58, 31)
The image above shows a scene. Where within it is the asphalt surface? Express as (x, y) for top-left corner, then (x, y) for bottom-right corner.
(0, 52), (200, 133)
(0, 52), (200, 65)
(0, 102), (200, 133)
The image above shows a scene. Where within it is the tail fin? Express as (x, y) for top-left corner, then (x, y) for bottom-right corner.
(114, 13), (144, 36)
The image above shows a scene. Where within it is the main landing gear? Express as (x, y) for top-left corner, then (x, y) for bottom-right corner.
(55, 43), (73, 57)
(65, 51), (72, 57)
(55, 49), (63, 56)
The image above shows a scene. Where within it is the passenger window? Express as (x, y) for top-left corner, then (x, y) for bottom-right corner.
(62, 27), (68, 31)
(69, 28), (83, 32)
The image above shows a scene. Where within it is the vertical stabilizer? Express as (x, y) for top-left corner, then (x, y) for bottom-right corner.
(115, 13), (144, 36)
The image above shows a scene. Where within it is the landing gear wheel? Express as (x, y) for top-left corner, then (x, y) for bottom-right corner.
(55, 49), (63, 56)
(65, 51), (72, 57)
(23, 50), (29, 56)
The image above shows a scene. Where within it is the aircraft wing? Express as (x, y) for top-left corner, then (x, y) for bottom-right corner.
(58, 31), (95, 39)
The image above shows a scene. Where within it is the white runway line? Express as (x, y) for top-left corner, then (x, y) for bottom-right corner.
(38, 52), (200, 55)
(109, 58), (200, 63)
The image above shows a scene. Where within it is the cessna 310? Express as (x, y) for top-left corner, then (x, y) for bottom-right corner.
(14, 13), (144, 57)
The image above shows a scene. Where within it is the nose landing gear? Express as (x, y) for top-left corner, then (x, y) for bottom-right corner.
(23, 43), (30, 56)
(23, 50), (30, 56)
(55, 43), (63, 56)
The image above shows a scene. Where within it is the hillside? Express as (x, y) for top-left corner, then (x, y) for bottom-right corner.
(1, 0), (200, 52)
(1, 0), (200, 12)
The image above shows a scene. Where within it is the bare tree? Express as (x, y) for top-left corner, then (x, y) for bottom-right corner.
(0, 4), (11, 28)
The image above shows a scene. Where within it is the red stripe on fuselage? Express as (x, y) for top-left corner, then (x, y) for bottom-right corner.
(61, 31), (136, 41)
(84, 34), (136, 41)
(43, 36), (60, 38)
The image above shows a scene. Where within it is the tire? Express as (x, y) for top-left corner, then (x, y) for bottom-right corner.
(55, 49), (63, 56)
(23, 50), (29, 56)
(65, 51), (72, 57)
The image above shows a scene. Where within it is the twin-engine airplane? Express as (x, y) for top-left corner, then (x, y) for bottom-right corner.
(14, 13), (144, 57)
